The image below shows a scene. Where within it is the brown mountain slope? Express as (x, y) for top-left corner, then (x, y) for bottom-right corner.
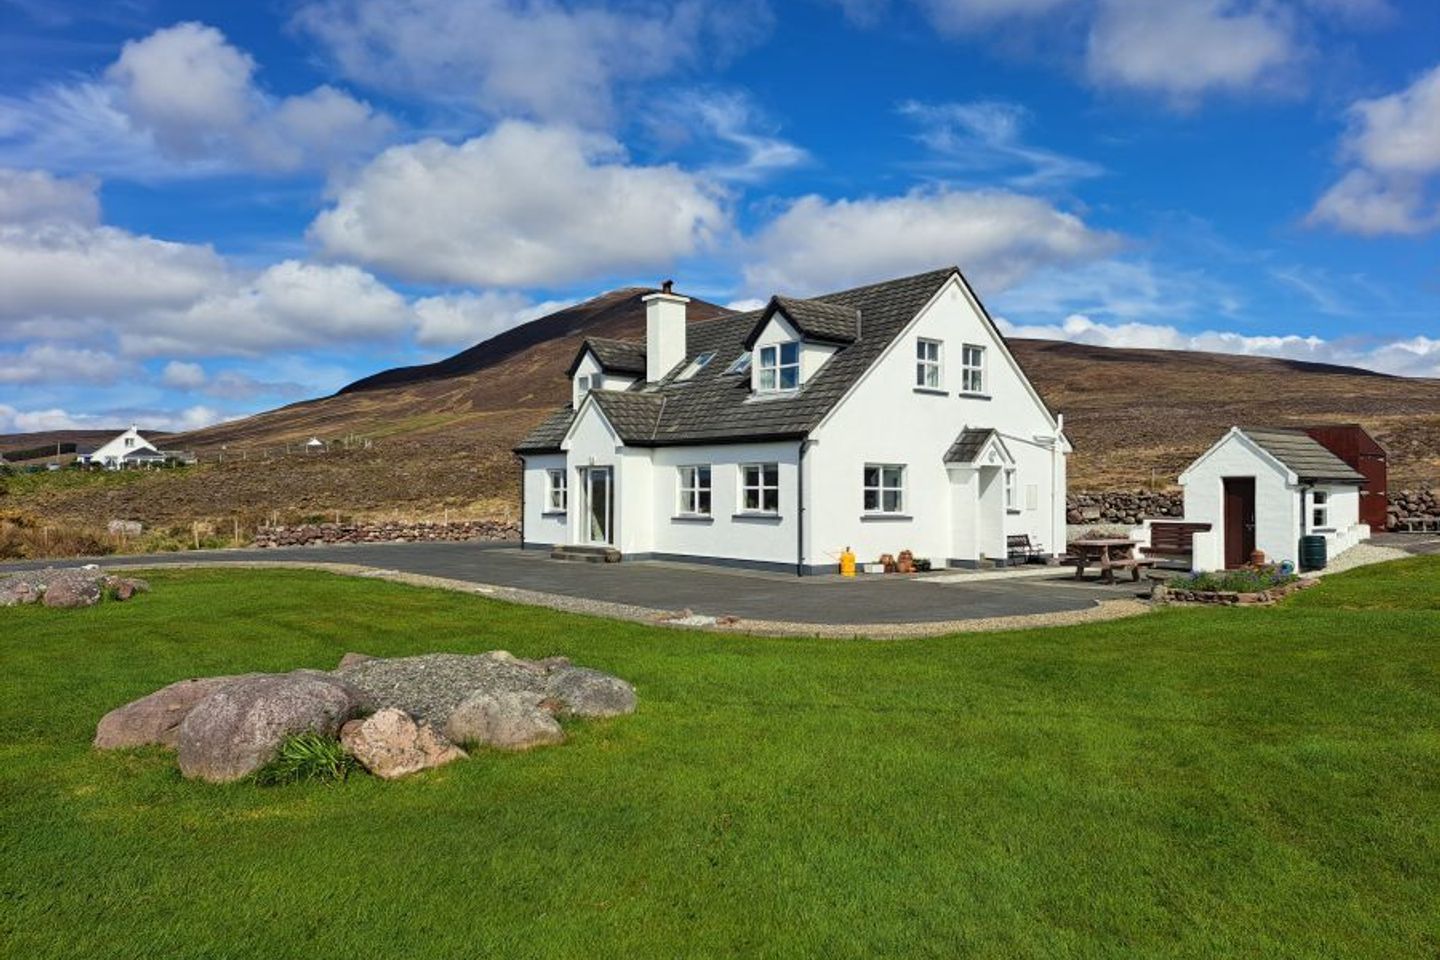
(6, 290), (1439, 528)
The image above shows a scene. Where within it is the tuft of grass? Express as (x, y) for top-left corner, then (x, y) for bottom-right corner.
(251, 732), (361, 786)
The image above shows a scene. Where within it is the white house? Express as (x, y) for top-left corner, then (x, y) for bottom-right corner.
(1175, 426), (1369, 571)
(78, 426), (167, 470)
(515, 267), (1071, 575)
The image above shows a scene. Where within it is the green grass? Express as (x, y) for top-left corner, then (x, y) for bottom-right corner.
(1, 565), (1437, 959)
(0, 465), (161, 497)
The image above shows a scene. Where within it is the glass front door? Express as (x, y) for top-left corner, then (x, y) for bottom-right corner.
(582, 467), (613, 545)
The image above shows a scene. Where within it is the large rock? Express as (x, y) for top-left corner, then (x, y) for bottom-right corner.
(340, 707), (466, 779)
(0, 574), (42, 607)
(41, 571), (103, 608)
(444, 691), (565, 751)
(95, 675), (257, 750)
(176, 671), (367, 782)
(337, 651), (558, 723)
(546, 666), (637, 718)
(104, 575), (149, 601)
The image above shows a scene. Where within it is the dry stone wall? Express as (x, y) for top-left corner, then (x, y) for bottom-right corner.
(252, 519), (519, 548)
(1071, 488), (1438, 532)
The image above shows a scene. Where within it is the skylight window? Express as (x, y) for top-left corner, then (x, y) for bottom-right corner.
(725, 353), (752, 375)
(677, 351), (717, 381)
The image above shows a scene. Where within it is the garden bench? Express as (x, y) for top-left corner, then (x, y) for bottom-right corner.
(1006, 534), (1044, 564)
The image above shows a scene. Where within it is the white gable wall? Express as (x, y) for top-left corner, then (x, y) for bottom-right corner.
(572, 351), (637, 408)
(805, 275), (1066, 567)
(84, 427), (159, 467)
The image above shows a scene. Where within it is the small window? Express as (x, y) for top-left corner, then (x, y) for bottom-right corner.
(546, 469), (567, 512)
(1004, 468), (1018, 511)
(725, 353), (752, 375)
(574, 374), (592, 406)
(916, 339), (942, 389)
(677, 351), (716, 382)
(741, 463), (780, 513)
(1312, 490), (1329, 528)
(124, 437), (136, 448)
(677, 465), (712, 516)
(863, 464), (905, 514)
(961, 344), (986, 395)
(757, 342), (800, 392)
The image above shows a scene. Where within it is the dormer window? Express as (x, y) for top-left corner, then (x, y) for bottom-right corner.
(758, 342), (799, 392)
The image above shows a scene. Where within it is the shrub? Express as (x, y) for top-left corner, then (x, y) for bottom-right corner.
(1169, 565), (1298, 594)
(252, 733), (362, 786)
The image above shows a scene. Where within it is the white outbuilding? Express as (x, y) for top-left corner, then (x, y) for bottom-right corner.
(1177, 426), (1370, 571)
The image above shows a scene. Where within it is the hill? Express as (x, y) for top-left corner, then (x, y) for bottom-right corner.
(4, 286), (1439, 529)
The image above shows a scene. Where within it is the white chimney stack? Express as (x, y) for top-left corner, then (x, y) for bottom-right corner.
(642, 280), (689, 383)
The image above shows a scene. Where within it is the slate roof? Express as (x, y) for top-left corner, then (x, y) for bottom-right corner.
(516, 267), (963, 452)
(1240, 427), (1367, 483)
(745, 296), (860, 347)
(568, 336), (648, 377)
(943, 427), (996, 464)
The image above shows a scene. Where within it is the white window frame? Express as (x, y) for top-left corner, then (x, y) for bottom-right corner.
(863, 464), (906, 515)
(1312, 489), (1330, 529)
(1004, 467), (1018, 512)
(546, 468), (568, 513)
(757, 342), (800, 392)
(916, 338), (942, 389)
(740, 462), (780, 514)
(676, 465), (712, 516)
(961, 344), (986, 395)
(574, 374), (593, 407)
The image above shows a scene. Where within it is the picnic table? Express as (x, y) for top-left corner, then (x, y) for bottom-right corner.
(1070, 538), (1152, 584)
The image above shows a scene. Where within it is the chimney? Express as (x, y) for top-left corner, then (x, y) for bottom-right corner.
(642, 280), (689, 382)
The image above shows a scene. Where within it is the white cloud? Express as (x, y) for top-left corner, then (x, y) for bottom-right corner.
(310, 121), (730, 287)
(898, 100), (1103, 189)
(0, 22), (392, 177)
(411, 291), (565, 348)
(292, 0), (769, 127)
(0, 403), (225, 433)
(999, 312), (1440, 378)
(742, 186), (1120, 295)
(667, 91), (809, 183)
(0, 343), (132, 385)
(0, 167), (99, 224)
(1085, 0), (1298, 102)
(1309, 64), (1440, 234)
(160, 360), (207, 389)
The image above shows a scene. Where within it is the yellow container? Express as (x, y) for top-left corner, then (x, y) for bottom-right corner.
(840, 546), (857, 577)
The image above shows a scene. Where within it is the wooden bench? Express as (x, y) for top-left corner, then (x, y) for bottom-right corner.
(1006, 534), (1044, 564)
(1143, 521), (1211, 561)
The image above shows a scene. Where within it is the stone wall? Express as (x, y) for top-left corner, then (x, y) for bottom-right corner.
(1388, 489), (1440, 529)
(1066, 491), (1183, 526)
(252, 519), (519, 548)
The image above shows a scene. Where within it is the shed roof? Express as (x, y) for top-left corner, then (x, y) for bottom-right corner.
(1239, 427), (1367, 483)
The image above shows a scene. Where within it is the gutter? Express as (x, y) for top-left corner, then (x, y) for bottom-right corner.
(517, 454), (526, 550)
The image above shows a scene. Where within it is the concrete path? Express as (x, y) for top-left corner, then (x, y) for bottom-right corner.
(0, 541), (1143, 627)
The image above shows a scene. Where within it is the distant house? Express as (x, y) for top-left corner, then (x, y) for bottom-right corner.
(78, 426), (166, 470)
(1175, 425), (1375, 571)
(305, 437), (326, 453)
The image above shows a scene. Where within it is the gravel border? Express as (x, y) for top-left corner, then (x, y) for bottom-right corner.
(92, 559), (1155, 639)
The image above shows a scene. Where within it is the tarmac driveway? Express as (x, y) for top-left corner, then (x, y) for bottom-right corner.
(0, 541), (1140, 625)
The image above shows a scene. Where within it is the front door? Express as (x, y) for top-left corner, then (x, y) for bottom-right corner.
(580, 467), (614, 545)
(1222, 477), (1256, 569)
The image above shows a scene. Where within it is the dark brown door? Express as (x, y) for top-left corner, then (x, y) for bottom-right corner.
(1223, 478), (1256, 569)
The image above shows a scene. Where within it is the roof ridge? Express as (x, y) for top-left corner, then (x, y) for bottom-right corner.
(808, 265), (956, 303)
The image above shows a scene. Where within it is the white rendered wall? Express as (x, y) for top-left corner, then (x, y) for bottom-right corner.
(520, 453), (567, 546)
(572, 352), (637, 407)
(644, 292), (689, 382)
(805, 275), (1067, 567)
(649, 442), (801, 566)
(1181, 434), (1296, 569)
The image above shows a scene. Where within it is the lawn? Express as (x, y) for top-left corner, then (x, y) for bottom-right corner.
(1, 562), (1437, 959)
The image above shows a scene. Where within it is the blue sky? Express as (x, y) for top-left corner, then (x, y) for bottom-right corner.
(1, 0), (1438, 433)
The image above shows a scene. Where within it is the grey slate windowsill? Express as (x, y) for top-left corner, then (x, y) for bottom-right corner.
(541, 510), (567, 517)
(671, 514), (714, 523)
(958, 392), (992, 401)
(912, 386), (947, 396)
(732, 512), (782, 522)
(861, 513), (913, 521)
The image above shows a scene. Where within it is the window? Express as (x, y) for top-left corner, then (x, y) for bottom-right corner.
(1312, 490), (1329, 528)
(916, 338), (942, 389)
(758, 342), (800, 391)
(124, 437), (136, 448)
(574, 374), (592, 406)
(677, 465), (712, 516)
(961, 344), (986, 394)
(725, 353), (752, 375)
(741, 463), (780, 513)
(546, 468), (567, 512)
(1004, 467), (1018, 512)
(863, 464), (905, 514)
(677, 351), (716, 382)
